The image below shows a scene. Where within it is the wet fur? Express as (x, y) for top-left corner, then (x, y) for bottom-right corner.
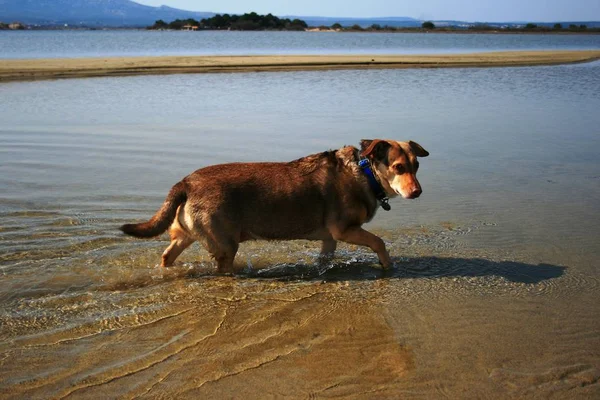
(120, 140), (429, 273)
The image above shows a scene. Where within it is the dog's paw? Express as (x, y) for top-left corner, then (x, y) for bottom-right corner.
(379, 260), (392, 270)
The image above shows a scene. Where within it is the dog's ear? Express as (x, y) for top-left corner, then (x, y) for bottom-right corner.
(360, 139), (391, 164)
(408, 141), (429, 157)
(360, 139), (374, 153)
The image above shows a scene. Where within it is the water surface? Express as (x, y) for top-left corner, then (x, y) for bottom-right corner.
(0, 62), (599, 398)
(1, 30), (599, 59)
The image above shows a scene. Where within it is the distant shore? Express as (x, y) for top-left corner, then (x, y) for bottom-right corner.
(1, 50), (600, 83)
(8, 27), (600, 35)
(308, 28), (600, 35)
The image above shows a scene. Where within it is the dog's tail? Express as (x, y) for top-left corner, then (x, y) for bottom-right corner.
(119, 181), (188, 238)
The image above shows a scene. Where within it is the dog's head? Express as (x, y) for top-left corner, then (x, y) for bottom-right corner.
(360, 139), (429, 199)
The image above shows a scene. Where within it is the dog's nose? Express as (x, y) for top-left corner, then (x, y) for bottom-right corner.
(409, 188), (422, 198)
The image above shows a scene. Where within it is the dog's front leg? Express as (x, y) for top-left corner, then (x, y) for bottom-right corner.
(320, 239), (337, 257)
(331, 226), (391, 269)
(318, 239), (337, 265)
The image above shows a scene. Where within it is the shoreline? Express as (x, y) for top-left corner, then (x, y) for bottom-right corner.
(310, 29), (600, 35)
(8, 26), (600, 35)
(1, 50), (600, 82)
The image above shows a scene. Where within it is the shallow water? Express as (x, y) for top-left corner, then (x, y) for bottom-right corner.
(1, 62), (599, 398)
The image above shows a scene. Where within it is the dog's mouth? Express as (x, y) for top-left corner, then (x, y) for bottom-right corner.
(394, 188), (420, 200)
(392, 187), (406, 198)
(394, 188), (403, 197)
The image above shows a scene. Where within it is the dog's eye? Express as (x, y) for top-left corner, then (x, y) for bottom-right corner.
(395, 164), (405, 174)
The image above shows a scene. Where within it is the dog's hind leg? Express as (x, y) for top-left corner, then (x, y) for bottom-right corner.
(203, 230), (239, 274)
(161, 227), (194, 267)
(215, 251), (237, 274)
(209, 240), (238, 274)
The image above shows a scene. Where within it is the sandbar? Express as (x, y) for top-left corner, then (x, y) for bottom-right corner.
(1, 50), (600, 82)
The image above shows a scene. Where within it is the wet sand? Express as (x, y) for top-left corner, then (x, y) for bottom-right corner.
(1, 229), (598, 399)
(1, 50), (600, 82)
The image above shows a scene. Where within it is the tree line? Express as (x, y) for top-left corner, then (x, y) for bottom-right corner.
(148, 12), (308, 31)
(354, 21), (596, 32)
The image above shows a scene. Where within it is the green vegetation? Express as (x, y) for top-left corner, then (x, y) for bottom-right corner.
(148, 12), (307, 31)
(517, 22), (590, 32)
(203, 12), (307, 30)
(421, 21), (436, 29)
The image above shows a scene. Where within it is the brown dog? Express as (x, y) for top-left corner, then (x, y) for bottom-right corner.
(120, 139), (429, 272)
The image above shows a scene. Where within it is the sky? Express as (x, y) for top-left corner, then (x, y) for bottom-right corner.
(133, 0), (600, 22)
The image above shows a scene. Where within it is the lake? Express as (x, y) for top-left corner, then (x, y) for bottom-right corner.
(0, 30), (599, 59)
(0, 34), (599, 398)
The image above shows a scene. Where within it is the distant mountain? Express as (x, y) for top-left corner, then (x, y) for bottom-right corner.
(0, 0), (214, 26)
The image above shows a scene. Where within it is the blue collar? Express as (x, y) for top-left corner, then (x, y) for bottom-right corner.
(358, 158), (391, 211)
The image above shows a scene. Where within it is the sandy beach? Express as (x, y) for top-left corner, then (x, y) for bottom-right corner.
(1, 50), (600, 82)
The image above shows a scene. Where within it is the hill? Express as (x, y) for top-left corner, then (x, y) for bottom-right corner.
(0, 0), (213, 27)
